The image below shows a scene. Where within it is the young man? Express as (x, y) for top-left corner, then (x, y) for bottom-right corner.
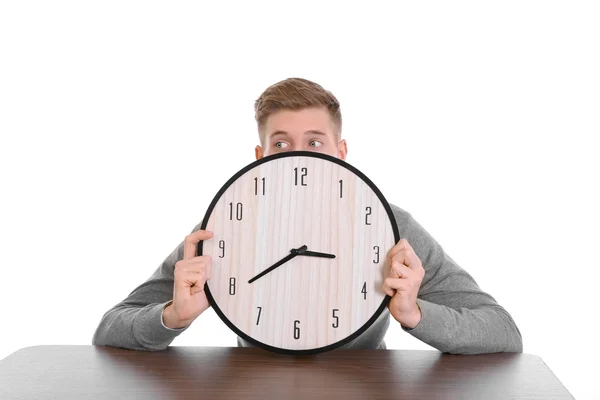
(92, 78), (523, 354)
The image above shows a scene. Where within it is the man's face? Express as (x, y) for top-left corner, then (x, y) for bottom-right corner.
(255, 107), (348, 160)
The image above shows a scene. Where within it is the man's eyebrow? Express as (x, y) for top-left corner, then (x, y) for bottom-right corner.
(305, 130), (326, 136)
(269, 131), (288, 138)
(268, 130), (327, 138)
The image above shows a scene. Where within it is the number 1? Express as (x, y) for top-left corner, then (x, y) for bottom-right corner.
(254, 177), (265, 195)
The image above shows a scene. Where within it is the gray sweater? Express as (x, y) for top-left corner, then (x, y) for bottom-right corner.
(92, 204), (523, 354)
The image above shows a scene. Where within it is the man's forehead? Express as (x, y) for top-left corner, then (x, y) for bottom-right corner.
(266, 108), (331, 125)
(263, 107), (337, 141)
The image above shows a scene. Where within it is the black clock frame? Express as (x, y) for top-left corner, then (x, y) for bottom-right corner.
(198, 151), (400, 355)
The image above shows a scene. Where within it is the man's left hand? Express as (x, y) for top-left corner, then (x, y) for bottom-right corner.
(382, 239), (425, 329)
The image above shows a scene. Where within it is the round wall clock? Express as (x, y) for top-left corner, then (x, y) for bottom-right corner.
(198, 151), (399, 354)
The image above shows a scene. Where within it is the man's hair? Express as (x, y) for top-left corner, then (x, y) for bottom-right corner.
(254, 78), (342, 145)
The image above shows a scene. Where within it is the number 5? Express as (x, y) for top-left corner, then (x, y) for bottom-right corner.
(332, 309), (339, 328)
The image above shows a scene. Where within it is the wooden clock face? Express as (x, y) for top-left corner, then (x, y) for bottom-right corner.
(199, 151), (399, 354)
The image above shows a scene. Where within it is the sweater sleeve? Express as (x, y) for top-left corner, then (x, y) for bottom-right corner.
(92, 222), (202, 351)
(390, 204), (523, 354)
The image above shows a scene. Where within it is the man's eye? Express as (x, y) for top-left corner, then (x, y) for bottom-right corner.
(309, 140), (322, 148)
(275, 142), (289, 149)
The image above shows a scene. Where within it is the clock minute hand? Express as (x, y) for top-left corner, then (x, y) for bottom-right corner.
(301, 250), (336, 259)
(248, 245), (308, 284)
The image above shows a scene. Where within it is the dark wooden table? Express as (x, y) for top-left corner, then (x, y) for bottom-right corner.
(0, 346), (573, 399)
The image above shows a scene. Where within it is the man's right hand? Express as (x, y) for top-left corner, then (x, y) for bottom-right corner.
(163, 230), (213, 329)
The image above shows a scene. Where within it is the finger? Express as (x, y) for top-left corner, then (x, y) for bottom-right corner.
(390, 261), (413, 280)
(382, 277), (410, 296)
(191, 284), (206, 295)
(387, 239), (410, 265)
(179, 256), (212, 274)
(180, 270), (207, 289)
(388, 239), (420, 269)
(387, 238), (408, 256)
(184, 230), (214, 260)
(189, 259), (212, 295)
(181, 258), (212, 286)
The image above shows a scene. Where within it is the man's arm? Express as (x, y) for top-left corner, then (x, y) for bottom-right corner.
(92, 223), (202, 351)
(390, 204), (523, 354)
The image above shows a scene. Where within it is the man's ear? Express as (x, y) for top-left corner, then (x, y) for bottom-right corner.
(338, 139), (348, 160)
(255, 145), (264, 160)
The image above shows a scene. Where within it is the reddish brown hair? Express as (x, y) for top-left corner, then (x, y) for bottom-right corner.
(254, 78), (342, 145)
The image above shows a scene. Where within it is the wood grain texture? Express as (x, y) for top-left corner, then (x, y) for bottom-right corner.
(0, 346), (575, 400)
(202, 155), (396, 351)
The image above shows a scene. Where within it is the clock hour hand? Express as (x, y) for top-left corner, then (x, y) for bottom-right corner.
(301, 250), (336, 259)
(248, 245), (308, 284)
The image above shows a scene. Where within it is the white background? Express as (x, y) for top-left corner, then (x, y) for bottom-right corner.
(1, 1), (598, 398)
